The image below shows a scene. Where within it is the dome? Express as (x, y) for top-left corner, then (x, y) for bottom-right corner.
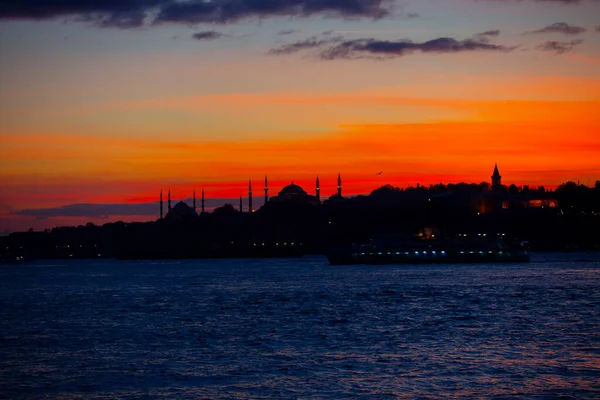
(278, 183), (307, 197)
(166, 201), (197, 219)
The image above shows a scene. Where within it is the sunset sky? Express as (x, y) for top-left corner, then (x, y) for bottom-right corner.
(1, 0), (599, 232)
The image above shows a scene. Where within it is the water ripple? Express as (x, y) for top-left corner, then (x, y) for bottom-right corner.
(1, 253), (599, 398)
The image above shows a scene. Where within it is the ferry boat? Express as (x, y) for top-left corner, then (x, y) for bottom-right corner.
(327, 232), (530, 265)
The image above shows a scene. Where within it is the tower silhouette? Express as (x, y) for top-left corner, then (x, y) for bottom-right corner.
(160, 190), (163, 219)
(201, 188), (205, 214)
(248, 179), (253, 212)
(239, 195), (243, 212)
(337, 173), (342, 197)
(492, 164), (502, 189)
(193, 190), (196, 213)
(264, 175), (269, 204)
(168, 190), (172, 211)
(316, 175), (321, 203)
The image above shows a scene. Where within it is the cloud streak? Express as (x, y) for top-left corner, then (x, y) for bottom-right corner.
(12, 198), (245, 219)
(475, 30), (501, 38)
(536, 39), (584, 53)
(271, 36), (516, 60)
(528, 22), (587, 35)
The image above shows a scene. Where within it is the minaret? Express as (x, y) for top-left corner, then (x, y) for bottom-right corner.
(239, 195), (243, 212)
(316, 175), (321, 203)
(264, 175), (269, 204)
(337, 173), (342, 197)
(168, 189), (172, 211)
(160, 190), (163, 219)
(193, 190), (196, 213)
(491, 164), (502, 189)
(201, 188), (205, 214)
(248, 179), (253, 213)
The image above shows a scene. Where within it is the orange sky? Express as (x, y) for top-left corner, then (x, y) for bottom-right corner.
(1, 0), (600, 231)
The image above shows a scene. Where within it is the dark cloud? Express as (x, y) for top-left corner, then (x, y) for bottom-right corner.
(1, 1), (594, 29)
(271, 36), (516, 60)
(0, 0), (166, 28)
(192, 30), (225, 40)
(536, 39), (583, 53)
(0, 0), (393, 28)
(407, 12), (420, 19)
(528, 22), (587, 35)
(155, 0), (392, 24)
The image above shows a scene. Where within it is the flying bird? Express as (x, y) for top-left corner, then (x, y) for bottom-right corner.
(377, 171), (384, 175)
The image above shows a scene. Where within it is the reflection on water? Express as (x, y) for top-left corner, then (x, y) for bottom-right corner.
(1, 253), (599, 398)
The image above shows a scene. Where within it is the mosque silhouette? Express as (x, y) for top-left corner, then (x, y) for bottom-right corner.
(160, 174), (343, 220)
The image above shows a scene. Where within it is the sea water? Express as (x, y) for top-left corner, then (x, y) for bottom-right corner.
(1, 253), (599, 399)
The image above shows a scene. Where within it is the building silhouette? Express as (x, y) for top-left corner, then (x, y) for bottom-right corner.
(492, 164), (502, 190)
(264, 175), (269, 204)
(160, 190), (164, 219)
(159, 175), (343, 218)
(249, 179), (253, 213)
(316, 175), (321, 203)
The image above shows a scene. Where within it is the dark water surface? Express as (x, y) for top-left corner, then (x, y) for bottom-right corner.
(1, 253), (599, 399)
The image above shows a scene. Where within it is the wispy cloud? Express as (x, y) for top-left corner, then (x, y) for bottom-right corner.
(528, 22), (587, 35)
(536, 39), (584, 53)
(271, 36), (516, 60)
(475, 30), (501, 38)
(192, 31), (226, 40)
